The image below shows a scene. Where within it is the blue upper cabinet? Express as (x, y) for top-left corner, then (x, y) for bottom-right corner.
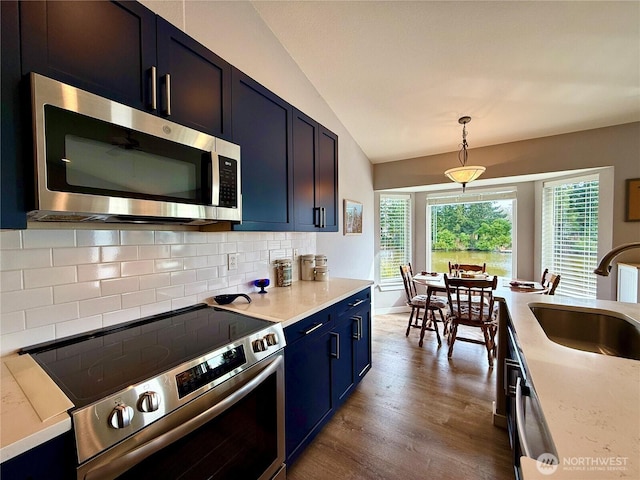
(20, 1), (156, 112)
(293, 109), (338, 232)
(20, 1), (231, 140)
(231, 68), (294, 231)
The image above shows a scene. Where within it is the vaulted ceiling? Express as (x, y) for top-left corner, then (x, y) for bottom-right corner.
(252, 1), (640, 164)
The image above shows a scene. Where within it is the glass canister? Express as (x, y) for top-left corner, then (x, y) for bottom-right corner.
(275, 259), (292, 287)
(300, 254), (315, 281)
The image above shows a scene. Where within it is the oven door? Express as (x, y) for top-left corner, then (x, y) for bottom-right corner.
(78, 352), (285, 480)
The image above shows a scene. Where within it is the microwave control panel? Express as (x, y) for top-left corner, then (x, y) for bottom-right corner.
(218, 156), (238, 208)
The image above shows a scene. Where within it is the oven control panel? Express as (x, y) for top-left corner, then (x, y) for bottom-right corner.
(175, 346), (247, 398)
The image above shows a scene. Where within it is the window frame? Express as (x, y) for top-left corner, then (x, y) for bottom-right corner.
(377, 193), (412, 286)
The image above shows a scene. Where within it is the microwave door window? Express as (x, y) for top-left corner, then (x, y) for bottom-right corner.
(65, 135), (197, 199)
(43, 105), (210, 205)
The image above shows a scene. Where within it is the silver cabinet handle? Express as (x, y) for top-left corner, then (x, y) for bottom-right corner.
(352, 315), (362, 340)
(304, 323), (324, 335)
(348, 299), (365, 308)
(330, 332), (340, 359)
(313, 207), (321, 227)
(321, 207), (326, 228)
(515, 376), (532, 458)
(149, 66), (157, 111)
(164, 73), (171, 116)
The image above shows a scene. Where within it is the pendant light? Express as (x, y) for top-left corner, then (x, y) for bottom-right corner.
(444, 116), (485, 192)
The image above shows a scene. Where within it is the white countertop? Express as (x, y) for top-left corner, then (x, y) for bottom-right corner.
(0, 278), (372, 464)
(205, 278), (373, 327)
(500, 292), (640, 479)
(0, 354), (72, 463)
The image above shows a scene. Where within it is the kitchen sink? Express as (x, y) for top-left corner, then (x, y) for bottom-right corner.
(529, 304), (640, 361)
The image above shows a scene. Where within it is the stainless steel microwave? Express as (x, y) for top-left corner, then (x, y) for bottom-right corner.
(28, 73), (241, 225)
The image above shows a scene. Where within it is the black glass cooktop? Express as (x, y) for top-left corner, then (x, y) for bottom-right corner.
(20, 304), (270, 408)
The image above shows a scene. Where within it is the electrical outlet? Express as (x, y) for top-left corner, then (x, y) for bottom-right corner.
(228, 253), (239, 270)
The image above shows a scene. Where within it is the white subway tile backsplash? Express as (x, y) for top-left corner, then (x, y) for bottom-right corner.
(1, 249), (52, 271)
(26, 302), (79, 328)
(170, 270), (197, 285)
(1, 325), (56, 356)
(76, 229), (119, 247)
(0, 227), (315, 354)
(122, 289), (156, 308)
(0, 231), (22, 249)
(53, 247), (100, 266)
(1, 311), (26, 334)
(101, 277), (140, 296)
(23, 230), (75, 249)
(155, 258), (184, 272)
(24, 266), (77, 288)
(0, 271), (23, 292)
(170, 244), (198, 257)
(139, 273), (171, 290)
(121, 260), (155, 277)
(79, 295), (122, 317)
(77, 263), (121, 282)
(155, 231), (184, 244)
(54, 281), (101, 304)
(139, 245), (171, 260)
(120, 230), (155, 245)
(101, 246), (138, 262)
(1, 287), (53, 314)
(103, 307), (140, 328)
(56, 315), (103, 339)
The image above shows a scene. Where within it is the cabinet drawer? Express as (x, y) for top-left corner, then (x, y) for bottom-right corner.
(284, 309), (333, 344)
(334, 288), (371, 318)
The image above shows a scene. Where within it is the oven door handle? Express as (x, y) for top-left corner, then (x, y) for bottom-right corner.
(515, 376), (532, 459)
(82, 354), (283, 480)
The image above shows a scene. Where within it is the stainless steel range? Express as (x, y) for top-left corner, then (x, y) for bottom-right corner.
(21, 304), (286, 480)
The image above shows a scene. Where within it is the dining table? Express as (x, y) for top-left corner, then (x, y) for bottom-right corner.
(411, 272), (547, 347)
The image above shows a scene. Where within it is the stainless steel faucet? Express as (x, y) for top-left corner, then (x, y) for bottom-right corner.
(594, 242), (640, 276)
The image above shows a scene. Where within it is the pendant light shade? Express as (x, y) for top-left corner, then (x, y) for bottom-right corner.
(445, 116), (485, 191)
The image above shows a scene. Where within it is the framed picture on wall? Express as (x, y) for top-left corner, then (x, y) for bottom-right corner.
(344, 199), (363, 235)
(626, 178), (640, 222)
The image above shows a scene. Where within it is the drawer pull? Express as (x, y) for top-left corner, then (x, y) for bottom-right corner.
(304, 323), (324, 335)
(348, 299), (365, 308)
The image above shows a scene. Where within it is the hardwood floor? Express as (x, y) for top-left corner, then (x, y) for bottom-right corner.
(287, 313), (514, 480)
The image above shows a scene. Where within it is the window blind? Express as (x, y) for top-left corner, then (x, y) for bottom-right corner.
(542, 175), (599, 298)
(379, 194), (411, 283)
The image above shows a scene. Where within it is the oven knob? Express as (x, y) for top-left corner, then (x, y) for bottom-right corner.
(108, 404), (134, 429)
(137, 391), (161, 413)
(252, 338), (267, 353)
(264, 333), (278, 346)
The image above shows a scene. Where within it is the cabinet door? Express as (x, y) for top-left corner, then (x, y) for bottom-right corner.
(156, 17), (232, 139)
(292, 109), (319, 230)
(231, 68), (293, 231)
(354, 305), (372, 379)
(1, 0), (28, 229)
(317, 125), (339, 231)
(331, 314), (356, 407)
(20, 1), (156, 110)
(284, 315), (333, 465)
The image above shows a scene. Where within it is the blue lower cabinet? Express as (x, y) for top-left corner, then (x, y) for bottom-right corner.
(0, 431), (75, 480)
(284, 287), (372, 465)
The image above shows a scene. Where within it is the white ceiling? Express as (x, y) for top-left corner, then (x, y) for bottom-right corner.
(252, 1), (640, 164)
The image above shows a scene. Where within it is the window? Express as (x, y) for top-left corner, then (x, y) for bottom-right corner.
(379, 194), (411, 284)
(426, 189), (516, 278)
(542, 175), (599, 298)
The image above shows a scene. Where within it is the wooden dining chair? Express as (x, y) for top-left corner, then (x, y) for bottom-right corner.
(541, 270), (561, 295)
(449, 262), (486, 274)
(399, 264), (447, 345)
(443, 274), (498, 366)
